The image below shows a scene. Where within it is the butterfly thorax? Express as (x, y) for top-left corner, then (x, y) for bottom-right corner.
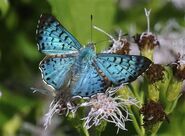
(79, 46), (96, 61)
(72, 45), (96, 75)
(68, 45), (96, 92)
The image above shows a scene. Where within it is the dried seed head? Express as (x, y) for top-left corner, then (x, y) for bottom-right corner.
(134, 32), (159, 51)
(172, 53), (185, 80)
(145, 64), (165, 83)
(173, 64), (185, 80)
(108, 38), (130, 55)
(43, 93), (77, 129)
(140, 100), (168, 127)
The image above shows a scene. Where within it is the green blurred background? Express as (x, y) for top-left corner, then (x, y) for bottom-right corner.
(0, 0), (185, 135)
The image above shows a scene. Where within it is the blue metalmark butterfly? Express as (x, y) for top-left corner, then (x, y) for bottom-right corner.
(36, 14), (152, 97)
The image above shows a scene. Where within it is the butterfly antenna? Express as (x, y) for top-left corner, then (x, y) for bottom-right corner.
(90, 14), (93, 43)
(95, 39), (110, 45)
(93, 25), (116, 42)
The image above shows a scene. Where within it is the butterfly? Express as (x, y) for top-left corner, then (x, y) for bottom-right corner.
(36, 14), (152, 98)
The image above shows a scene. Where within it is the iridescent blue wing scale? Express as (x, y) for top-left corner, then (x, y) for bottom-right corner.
(95, 53), (152, 85)
(39, 56), (75, 89)
(71, 62), (109, 97)
(36, 14), (82, 55)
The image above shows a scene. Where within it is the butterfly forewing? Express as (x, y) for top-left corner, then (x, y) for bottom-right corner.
(37, 14), (82, 55)
(95, 53), (152, 85)
(39, 56), (75, 89)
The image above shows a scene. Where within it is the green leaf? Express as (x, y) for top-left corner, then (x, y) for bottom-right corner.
(166, 79), (183, 102)
(158, 66), (173, 105)
(0, 86), (36, 113)
(2, 114), (22, 136)
(67, 108), (89, 136)
(0, 0), (9, 17)
(16, 33), (40, 61)
(48, 0), (116, 52)
(95, 121), (107, 136)
(0, 85), (38, 129)
(148, 84), (159, 102)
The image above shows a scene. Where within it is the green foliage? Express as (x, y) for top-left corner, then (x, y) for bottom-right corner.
(0, 0), (9, 17)
(48, 0), (116, 52)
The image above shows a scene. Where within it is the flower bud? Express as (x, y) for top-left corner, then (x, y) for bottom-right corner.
(134, 32), (159, 60)
(140, 100), (167, 127)
(145, 64), (165, 84)
(172, 64), (185, 81)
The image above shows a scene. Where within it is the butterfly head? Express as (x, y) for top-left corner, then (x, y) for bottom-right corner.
(86, 42), (96, 50)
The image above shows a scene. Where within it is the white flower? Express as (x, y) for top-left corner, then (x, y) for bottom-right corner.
(43, 100), (60, 129)
(43, 97), (77, 130)
(177, 53), (185, 65)
(80, 88), (139, 132)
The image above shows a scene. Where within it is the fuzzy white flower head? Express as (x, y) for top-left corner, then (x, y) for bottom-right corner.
(170, 50), (185, 66)
(31, 88), (78, 130)
(174, 44), (185, 65)
(43, 97), (77, 130)
(81, 88), (139, 132)
(43, 100), (60, 129)
(177, 53), (185, 65)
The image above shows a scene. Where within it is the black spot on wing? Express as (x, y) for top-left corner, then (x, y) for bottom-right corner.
(59, 31), (64, 37)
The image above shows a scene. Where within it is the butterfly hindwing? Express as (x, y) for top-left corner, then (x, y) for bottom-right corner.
(39, 56), (75, 89)
(37, 14), (82, 55)
(96, 53), (152, 85)
(71, 62), (108, 97)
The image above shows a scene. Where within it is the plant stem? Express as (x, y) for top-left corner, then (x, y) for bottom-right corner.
(140, 114), (145, 135)
(81, 126), (90, 136)
(129, 108), (145, 136)
(151, 94), (182, 135)
(128, 84), (142, 102)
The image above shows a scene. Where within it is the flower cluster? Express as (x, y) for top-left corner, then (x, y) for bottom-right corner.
(43, 93), (76, 129)
(172, 53), (185, 80)
(43, 87), (139, 132)
(145, 64), (165, 83)
(134, 32), (159, 52)
(36, 8), (185, 136)
(140, 100), (168, 127)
